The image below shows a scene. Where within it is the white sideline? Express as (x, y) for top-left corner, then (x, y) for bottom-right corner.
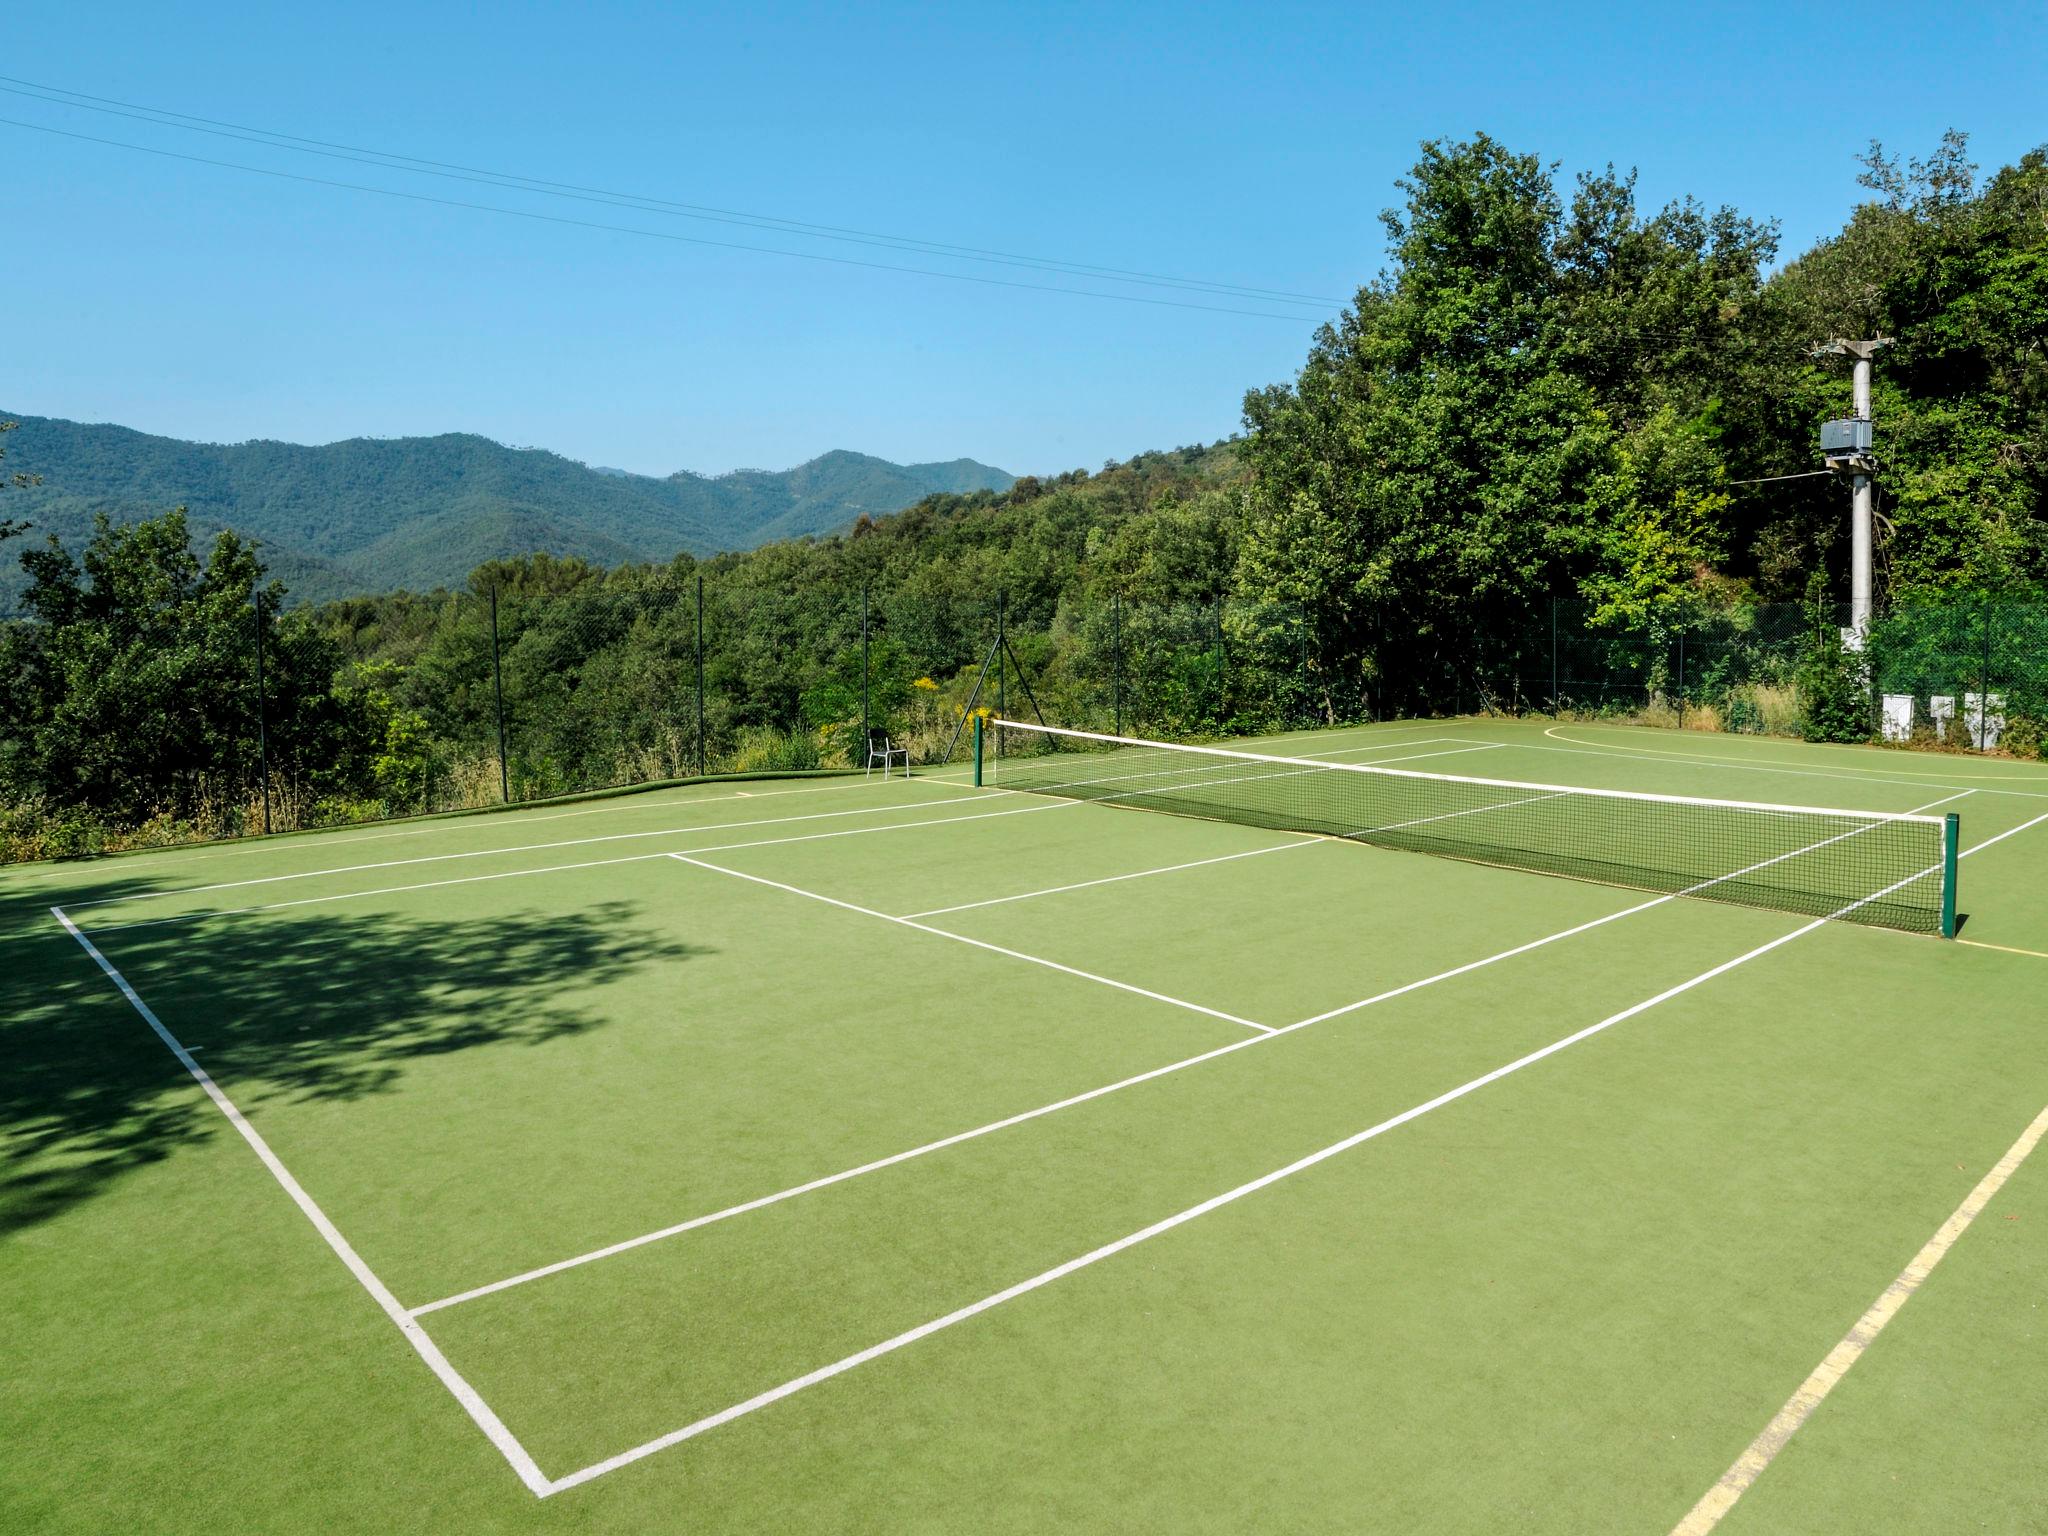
(67, 780), (990, 911)
(1536, 725), (2048, 801)
(544, 853), (1954, 1495)
(413, 791), (1970, 1318)
(80, 798), (1079, 934)
(88, 772), (952, 870)
(668, 852), (1274, 1034)
(49, 908), (551, 1498)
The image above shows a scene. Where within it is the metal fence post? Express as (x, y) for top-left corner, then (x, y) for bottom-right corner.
(1676, 631), (1686, 731)
(1296, 607), (1309, 728)
(1981, 598), (1995, 750)
(1213, 595), (1226, 724)
(1111, 593), (1123, 736)
(1550, 597), (1560, 716)
(861, 583), (871, 747)
(251, 591), (272, 836)
(489, 586), (510, 802)
(695, 574), (707, 776)
(996, 592), (1006, 750)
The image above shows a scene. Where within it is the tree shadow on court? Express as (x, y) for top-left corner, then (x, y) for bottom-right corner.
(0, 873), (707, 1235)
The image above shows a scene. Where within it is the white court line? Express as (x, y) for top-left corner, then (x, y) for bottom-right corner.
(65, 781), (991, 912)
(905, 780), (1561, 921)
(1315, 740), (1501, 763)
(82, 799), (1077, 935)
(668, 852), (1274, 1035)
(1672, 1098), (2048, 1534)
(409, 886), (1684, 1317)
(999, 720), (1949, 824)
(53, 771), (951, 871)
(415, 792), (1969, 1317)
(902, 838), (1316, 919)
(1538, 725), (2048, 800)
(50, 908), (551, 1497)
(544, 858), (1948, 1495)
(63, 793), (2012, 1497)
(895, 744), (1506, 920)
(1972, 808), (2048, 848)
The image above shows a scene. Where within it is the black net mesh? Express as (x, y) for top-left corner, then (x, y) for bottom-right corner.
(986, 721), (1952, 934)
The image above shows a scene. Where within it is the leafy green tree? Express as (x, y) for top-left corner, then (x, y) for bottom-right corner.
(1764, 134), (2048, 597)
(5, 508), (371, 830)
(1237, 135), (1765, 711)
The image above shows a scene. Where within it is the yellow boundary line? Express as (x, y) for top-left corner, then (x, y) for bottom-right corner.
(1958, 937), (2048, 961)
(1671, 1101), (2048, 1534)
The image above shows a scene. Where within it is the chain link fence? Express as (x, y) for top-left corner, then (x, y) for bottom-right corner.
(4, 578), (2045, 861)
(1497, 598), (2048, 752)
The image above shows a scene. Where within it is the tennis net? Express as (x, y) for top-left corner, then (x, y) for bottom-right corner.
(978, 720), (1959, 935)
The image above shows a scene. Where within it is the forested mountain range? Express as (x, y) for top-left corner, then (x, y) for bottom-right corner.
(0, 414), (1011, 605)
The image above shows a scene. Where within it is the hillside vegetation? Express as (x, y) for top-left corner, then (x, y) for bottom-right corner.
(0, 417), (1012, 605)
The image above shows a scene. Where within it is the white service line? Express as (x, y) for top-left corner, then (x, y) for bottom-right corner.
(50, 908), (551, 1498)
(408, 883), (1684, 1318)
(66, 781), (992, 911)
(1315, 740), (1501, 763)
(901, 838), (1315, 919)
(414, 791), (1973, 1317)
(83, 799), (1077, 935)
(903, 772), (1546, 922)
(668, 852), (1274, 1034)
(544, 864), (1932, 1495)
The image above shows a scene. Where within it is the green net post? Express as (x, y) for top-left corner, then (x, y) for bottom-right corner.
(972, 714), (984, 787)
(1941, 812), (1960, 938)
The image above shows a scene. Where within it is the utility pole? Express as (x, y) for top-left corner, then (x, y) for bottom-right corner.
(1818, 337), (1890, 647)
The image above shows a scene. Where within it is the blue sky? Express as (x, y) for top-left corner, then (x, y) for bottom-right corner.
(4, 2), (2042, 477)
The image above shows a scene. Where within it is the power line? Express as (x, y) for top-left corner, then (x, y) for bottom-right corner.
(1726, 469), (1836, 486)
(0, 75), (1341, 311)
(1, 116), (1326, 324)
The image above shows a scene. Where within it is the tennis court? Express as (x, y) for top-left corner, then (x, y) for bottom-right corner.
(7, 716), (2048, 1532)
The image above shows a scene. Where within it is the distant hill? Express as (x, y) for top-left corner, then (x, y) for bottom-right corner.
(0, 413), (1012, 605)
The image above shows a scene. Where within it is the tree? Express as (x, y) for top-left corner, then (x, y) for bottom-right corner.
(0, 420), (37, 543)
(1236, 134), (1765, 711)
(5, 508), (371, 831)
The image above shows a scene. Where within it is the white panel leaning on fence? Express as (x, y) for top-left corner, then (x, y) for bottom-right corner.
(1966, 692), (2006, 751)
(1881, 695), (1914, 743)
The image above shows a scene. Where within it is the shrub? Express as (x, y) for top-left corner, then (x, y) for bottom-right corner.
(729, 726), (821, 773)
(1795, 606), (1871, 743)
(1999, 713), (2045, 760)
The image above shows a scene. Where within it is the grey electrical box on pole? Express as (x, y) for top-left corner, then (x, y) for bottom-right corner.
(1816, 337), (1890, 649)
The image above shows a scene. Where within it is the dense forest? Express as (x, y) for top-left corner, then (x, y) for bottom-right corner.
(0, 418), (1013, 604)
(3, 130), (2044, 859)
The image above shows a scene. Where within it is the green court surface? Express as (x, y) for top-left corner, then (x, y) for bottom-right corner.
(4, 718), (2046, 1533)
